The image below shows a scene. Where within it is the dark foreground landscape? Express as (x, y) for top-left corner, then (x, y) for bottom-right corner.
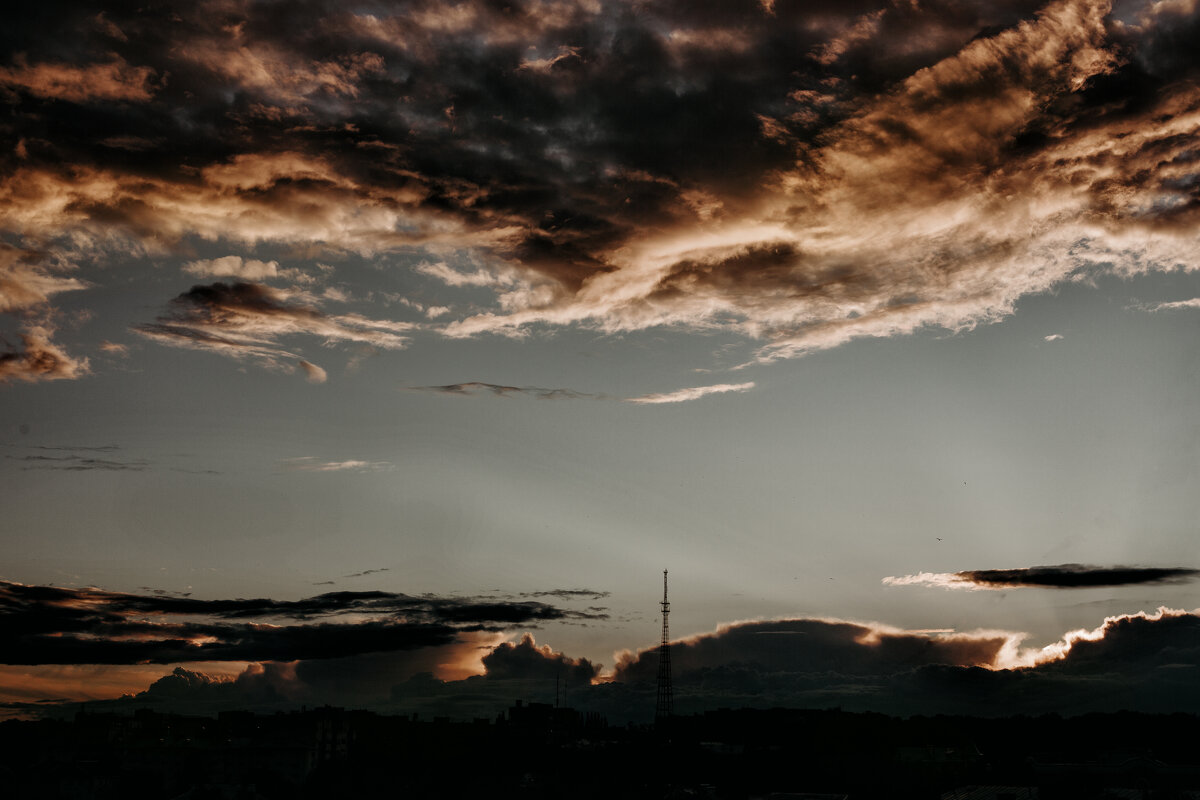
(6, 703), (1200, 799)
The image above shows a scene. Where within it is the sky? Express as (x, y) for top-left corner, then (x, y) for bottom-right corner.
(2, 0), (1200, 721)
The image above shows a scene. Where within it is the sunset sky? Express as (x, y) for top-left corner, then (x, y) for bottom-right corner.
(3, 0), (1200, 720)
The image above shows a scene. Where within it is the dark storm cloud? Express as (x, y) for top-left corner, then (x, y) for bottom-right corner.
(5, 0), (1199, 370)
(413, 382), (597, 400)
(613, 617), (1016, 683)
(884, 564), (1200, 590)
(481, 633), (600, 684)
(344, 568), (389, 578)
(0, 580), (606, 665)
(17, 608), (1200, 722)
(593, 609), (1200, 720)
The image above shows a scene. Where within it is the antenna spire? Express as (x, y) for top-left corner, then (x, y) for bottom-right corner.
(655, 569), (673, 724)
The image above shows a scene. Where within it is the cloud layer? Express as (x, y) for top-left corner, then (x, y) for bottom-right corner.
(3, 0), (1199, 376)
(0, 581), (606, 666)
(25, 607), (1200, 722)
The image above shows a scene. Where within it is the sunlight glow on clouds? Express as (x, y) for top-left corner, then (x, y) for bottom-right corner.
(1, 0), (1197, 383)
(625, 382), (756, 404)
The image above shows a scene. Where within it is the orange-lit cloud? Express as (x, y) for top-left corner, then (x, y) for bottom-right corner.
(0, 325), (90, 383)
(0, 661), (247, 707)
(183, 256), (280, 280)
(1, 0), (1198, 378)
(132, 281), (411, 378)
(0, 54), (156, 103)
(0, 254), (87, 312)
(626, 382), (756, 404)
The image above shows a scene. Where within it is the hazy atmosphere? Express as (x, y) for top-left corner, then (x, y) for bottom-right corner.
(3, 0), (1200, 723)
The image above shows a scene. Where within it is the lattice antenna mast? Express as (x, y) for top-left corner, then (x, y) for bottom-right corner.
(655, 569), (673, 722)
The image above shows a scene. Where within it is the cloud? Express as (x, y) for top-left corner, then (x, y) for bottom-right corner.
(132, 282), (410, 377)
(0, 325), (90, 383)
(15, 608), (1200, 722)
(297, 359), (327, 383)
(3, 0), (1200, 372)
(481, 633), (600, 685)
(12, 454), (147, 471)
(0, 250), (88, 313)
(182, 256), (279, 280)
(279, 457), (393, 473)
(0, 580), (607, 666)
(0, 246), (90, 384)
(415, 261), (507, 288)
(30, 444), (120, 452)
(1044, 333), (1064, 341)
(1146, 297), (1200, 312)
(413, 382), (596, 400)
(520, 589), (610, 600)
(0, 54), (157, 102)
(625, 382), (756, 404)
(591, 609), (1200, 720)
(417, 381), (756, 403)
(882, 564), (1200, 590)
(613, 617), (1019, 684)
(344, 568), (389, 578)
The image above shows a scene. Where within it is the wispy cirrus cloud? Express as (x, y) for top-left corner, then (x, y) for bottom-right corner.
(625, 382), (755, 404)
(520, 589), (610, 600)
(133, 282), (411, 380)
(12, 454), (147, 471)
(883, 564), (1200, 591)
(344, 568), (389, 578)
(0, 252), (88, 313)
(413, 382), (597, 400)
(1145, 297), (1200, 312)
(415, 380), (755, 404)
(279, 457), (394, 474)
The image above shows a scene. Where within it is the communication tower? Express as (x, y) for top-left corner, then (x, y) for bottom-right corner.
(655, 569), (673, 723)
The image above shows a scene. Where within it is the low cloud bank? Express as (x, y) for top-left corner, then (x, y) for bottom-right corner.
(18, 608), (1200, 723)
